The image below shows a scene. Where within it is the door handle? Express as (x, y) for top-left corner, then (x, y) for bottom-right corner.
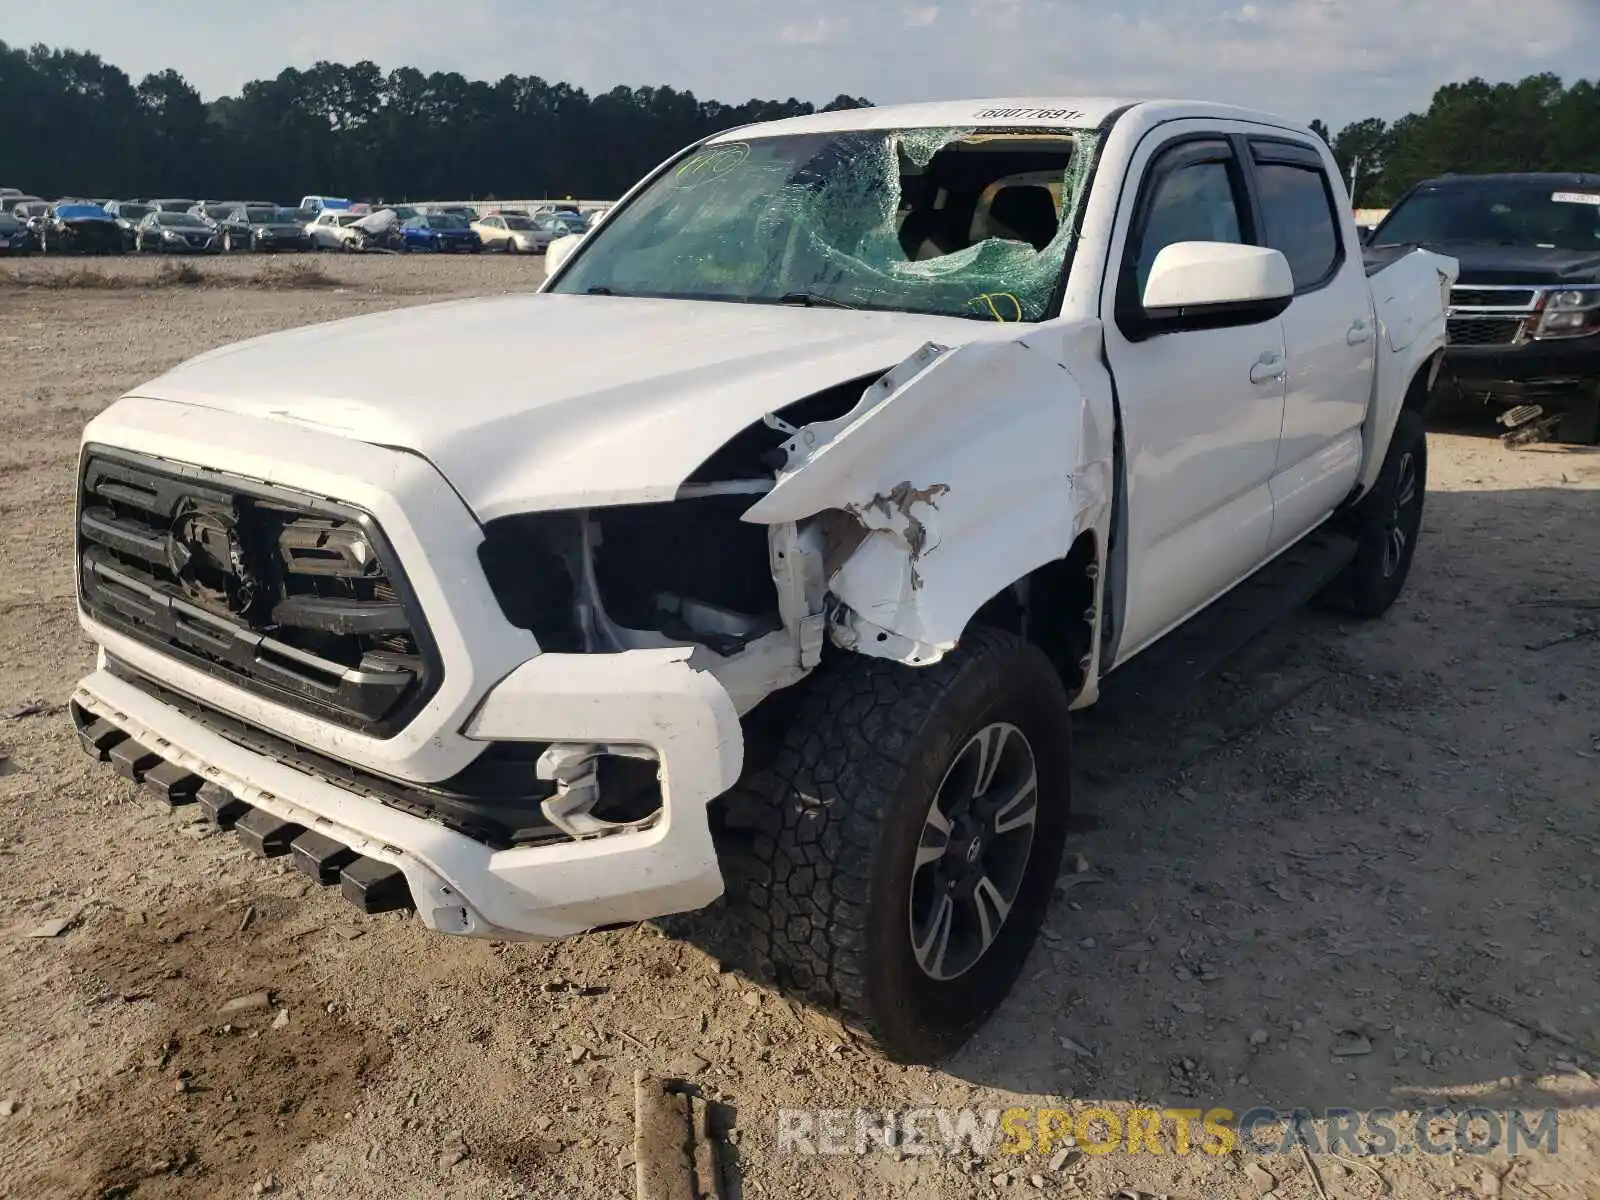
(1347, 318), (1374, 345)
(1249, 352), (1286, 386)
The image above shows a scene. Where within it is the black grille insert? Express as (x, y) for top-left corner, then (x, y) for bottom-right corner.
(1451, 287), (1536, 309)
(1447, 317), (1524, 347)
(77, 446), (441, 735)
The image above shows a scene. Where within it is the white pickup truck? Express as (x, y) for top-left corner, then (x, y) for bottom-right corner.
(71, 97), (1456, 1063)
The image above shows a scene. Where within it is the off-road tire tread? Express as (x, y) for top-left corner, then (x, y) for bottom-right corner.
(1320, 408), (1427, 618)
(716, 625), (1034, 1053)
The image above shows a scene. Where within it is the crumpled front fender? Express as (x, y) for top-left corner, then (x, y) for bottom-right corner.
(742, 326), (1115, 665)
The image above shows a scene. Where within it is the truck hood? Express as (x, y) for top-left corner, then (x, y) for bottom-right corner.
(1419, 242), (1600, 286)
(131, 292), (995, 520)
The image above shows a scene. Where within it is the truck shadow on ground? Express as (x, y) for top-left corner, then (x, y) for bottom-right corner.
(676, 482), (1600, 1122)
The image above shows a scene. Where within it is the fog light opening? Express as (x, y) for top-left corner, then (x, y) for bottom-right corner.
(536, 742), (664, 839)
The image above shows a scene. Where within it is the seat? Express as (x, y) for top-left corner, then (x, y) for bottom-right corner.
(983, 186), (1059, 251)
(898, 207), (965, 261)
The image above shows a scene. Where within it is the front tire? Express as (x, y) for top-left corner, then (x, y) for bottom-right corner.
(1556, 393), (1600, 445)
(1325, 407), (1427, 618)
(717, 627), (1073, 1063)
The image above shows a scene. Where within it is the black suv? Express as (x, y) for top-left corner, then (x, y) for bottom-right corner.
(218, 205), (312, 253)
(1367, 172), (1600, 443)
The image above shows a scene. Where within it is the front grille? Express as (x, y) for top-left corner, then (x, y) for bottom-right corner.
(77, 447), (440, 735)
(1451, 287), (1536, 309)
(1447, 317), (1524, 347)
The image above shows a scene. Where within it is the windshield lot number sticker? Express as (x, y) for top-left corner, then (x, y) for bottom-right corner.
(1551, 191), (1600, 205)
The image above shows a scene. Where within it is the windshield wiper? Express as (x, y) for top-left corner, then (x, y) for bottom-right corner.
(775, 291), (856, 310)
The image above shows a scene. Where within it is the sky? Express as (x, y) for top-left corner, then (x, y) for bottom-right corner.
(3, 0), (1596, 129)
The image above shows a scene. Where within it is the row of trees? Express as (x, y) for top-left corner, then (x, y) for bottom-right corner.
(2, 41), (1596, 205)
(0, 43), (870, 200)
(1310, 74), (1600, 207)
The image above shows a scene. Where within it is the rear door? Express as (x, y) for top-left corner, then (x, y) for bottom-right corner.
(1100, 128), (1288, 662)
(1244, 136), (1372, 554)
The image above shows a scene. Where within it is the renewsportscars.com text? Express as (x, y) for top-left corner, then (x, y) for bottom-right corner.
(775, 1106), (1560, 1158)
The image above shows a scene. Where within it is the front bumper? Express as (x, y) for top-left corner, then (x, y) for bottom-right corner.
(255, 234), (311, 251)
(74, 638), (742, 940)
(1442, 334), (1600, 403)
(72, 399), (747, 939)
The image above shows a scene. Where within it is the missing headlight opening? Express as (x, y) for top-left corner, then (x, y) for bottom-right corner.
(478, 377), (877, 664)
(479, 502), (787, 656)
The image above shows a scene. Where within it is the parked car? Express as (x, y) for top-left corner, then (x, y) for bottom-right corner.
(471, 213), (543, 253)
(104, 201), (155, 250)
(148, 198), (199, 214)
(191, 201), (260, 229)
(426, 203), (477, 221)
(398, 213), (481, 252)
(36, 202), (123, 254)
(67, 95), (1454, 1066)
(511, 210), (588, 254)
(218, 206), (313, 253)
(300, 195), (353, 214)
(0, 194), (45, 214)
(538, 209), (588, 243)
(0, 210), (31, 254)
(1368, 171), (1600, 443)
(306, 209), (367, 251)
(133, 210), (221, 253)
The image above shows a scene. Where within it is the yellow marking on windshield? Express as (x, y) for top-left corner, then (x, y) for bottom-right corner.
(970, 292), (1025, 322)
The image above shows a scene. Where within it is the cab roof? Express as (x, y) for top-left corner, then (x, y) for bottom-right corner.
(704, 97), (1307, 142)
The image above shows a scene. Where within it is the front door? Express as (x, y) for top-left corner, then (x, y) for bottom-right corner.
(1100, 129), (1288, 663)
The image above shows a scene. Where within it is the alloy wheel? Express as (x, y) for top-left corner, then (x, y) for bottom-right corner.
(1382, 450), (1419, 578)
(908, 722), (1040, 982)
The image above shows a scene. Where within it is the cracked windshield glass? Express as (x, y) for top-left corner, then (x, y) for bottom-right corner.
(549, 125), (1101, 321)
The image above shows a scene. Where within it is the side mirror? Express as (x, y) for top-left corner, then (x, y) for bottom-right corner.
(1139, 242), (1294, 330)
(545, 232), (584, 275)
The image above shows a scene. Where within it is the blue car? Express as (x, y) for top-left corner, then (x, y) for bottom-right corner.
(399, 213), (482, 253)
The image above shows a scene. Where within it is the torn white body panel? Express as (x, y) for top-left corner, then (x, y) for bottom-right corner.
(1358, 247), (1457, 494)
(744, 329), (1114, 666)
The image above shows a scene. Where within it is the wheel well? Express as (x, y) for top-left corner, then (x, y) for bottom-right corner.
(1403, 352), (1442, 412)
(971, 532), (1098, 697)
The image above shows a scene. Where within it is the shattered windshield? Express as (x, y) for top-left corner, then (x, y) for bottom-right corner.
(549, 125), (1101, 321)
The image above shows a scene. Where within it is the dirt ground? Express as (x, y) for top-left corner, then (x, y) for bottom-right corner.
(0, 254), (1596, 1200)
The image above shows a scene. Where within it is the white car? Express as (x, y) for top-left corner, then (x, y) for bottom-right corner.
(305, 209), (366, 251)
(70, 96), (1454, 1063)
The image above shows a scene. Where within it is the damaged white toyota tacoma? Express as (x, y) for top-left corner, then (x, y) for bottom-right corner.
(71, 98), (1457, 1062)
